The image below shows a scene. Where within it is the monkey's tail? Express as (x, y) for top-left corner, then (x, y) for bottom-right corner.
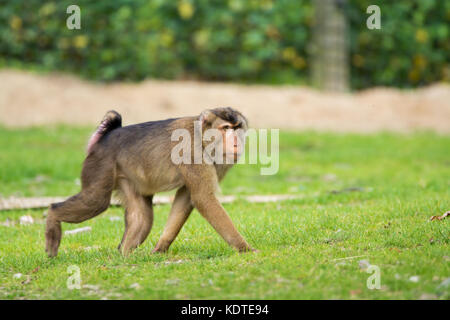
(87, 110), (122, 154)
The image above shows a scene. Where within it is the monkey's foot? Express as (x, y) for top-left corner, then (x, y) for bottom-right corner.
(152, 239), (171, 253)
(151, 247), (168, 254)
(45, 234), (60, 258)
(45, 236), (60, 257)
(45, 219), (61, 258)
(238, 246), (258, 253)
(118, 246), (137, 257)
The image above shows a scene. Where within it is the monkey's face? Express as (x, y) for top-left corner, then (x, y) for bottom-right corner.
(218, 121), (246, 162)
(200, 107), (248, 163)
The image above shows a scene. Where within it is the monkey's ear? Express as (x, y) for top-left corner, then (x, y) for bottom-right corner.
(199, 110), (215, 127)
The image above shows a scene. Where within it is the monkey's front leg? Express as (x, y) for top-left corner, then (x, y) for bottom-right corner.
(191, 191), (253, 252)
(153, 186), (193, 253)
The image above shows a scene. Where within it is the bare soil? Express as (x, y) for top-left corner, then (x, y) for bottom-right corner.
(0, 70), (449, 133)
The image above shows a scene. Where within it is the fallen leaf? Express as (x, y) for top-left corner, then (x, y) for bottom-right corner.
(1, 218), (13, 227)
(419, 293), (437, 300)
(358, 260), (371, 270)
(430, 211), (449, 221)
(129, 283), (141, 290)
(65, 226), (92, 235)
(330, 187), (364, 194)
(166, 279), (180, 286)
(84, 245), (100, 251)
(350, 289), (362, 296)
(21, 276), (31, 285)
(82, 284), (100, 291)
(164, 259), (184, 265)
(19, 215), (34, 225)
(436, 278), (450, 291)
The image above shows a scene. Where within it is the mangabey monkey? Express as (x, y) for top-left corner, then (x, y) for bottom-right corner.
(45, 107), (254, 257)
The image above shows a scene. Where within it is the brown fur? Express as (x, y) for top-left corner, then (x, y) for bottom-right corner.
(45, 107), (253, 257)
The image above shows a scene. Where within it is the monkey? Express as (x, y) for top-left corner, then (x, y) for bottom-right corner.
(45, 107), (254, 257)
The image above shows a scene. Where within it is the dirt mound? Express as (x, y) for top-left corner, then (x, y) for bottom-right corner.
(0, 70), (449, 133)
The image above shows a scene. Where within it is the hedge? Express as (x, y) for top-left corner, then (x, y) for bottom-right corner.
(0, 0), (448, 89)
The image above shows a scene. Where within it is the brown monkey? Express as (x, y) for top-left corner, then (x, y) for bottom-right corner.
(45, 107), (254, 257)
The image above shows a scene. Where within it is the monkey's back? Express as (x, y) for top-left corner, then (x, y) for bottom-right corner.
(100, 118), (185, 195)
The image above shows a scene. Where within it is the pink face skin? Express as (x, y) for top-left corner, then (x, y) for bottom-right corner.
(219, 122), (245, 161)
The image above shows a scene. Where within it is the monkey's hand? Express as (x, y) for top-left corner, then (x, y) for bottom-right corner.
(239, 246), (258, 253)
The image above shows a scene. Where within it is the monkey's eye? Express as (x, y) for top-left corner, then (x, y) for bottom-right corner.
(222, 125), (232, 130)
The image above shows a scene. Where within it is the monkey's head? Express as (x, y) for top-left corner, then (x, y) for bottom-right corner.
(198, 107), (248, 163)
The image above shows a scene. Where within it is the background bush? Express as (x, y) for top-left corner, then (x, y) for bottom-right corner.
(0, 0), (448, 89)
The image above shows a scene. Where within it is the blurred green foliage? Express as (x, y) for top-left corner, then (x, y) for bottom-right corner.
(0, 0), (448, 88)
(347, 0), (450, 88)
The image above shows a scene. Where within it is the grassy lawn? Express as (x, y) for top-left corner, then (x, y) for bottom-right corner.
(0, 126), (449, 299)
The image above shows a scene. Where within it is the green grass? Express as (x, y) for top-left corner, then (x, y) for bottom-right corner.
(0, 126), (449, 299)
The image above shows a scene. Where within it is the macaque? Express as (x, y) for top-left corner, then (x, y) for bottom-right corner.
(45, 107), (254, 257)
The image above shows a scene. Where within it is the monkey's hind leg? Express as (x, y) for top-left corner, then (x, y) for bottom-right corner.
(117, 180), (154, 256)
(45, 156), (115, 257)
(45, 189), (112, 257)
